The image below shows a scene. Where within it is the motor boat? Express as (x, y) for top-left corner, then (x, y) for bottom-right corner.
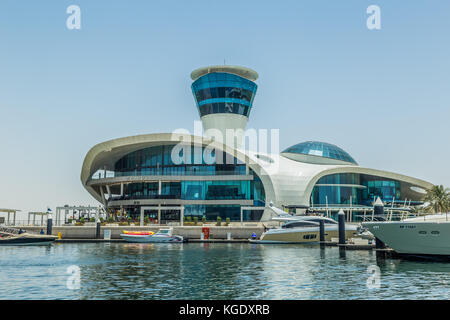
(122, 230), (155, 236)
(362, 213), (450, 256)
(0, 228), (57, 245)
(249, 203), (359, 244)
(120, 227), (184, 243)
(250, 216), (359, 244)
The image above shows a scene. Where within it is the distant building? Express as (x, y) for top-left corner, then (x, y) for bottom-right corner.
(81, 66), (433, 223)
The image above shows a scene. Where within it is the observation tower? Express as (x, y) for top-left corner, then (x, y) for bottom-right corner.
(191, 65), (258, 148)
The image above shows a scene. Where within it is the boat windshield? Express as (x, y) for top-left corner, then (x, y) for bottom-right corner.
(157, 229), (170, 234)
(307, 218), (338, 225)
(281, 221), (318, 229)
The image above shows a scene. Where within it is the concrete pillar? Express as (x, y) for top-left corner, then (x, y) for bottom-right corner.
(7, 212), (10, 226)
(28, 213), (30, 225)
(13, 212), (16, 226)
(158, 204), (161, 225)
(140, 207), (144, 226)
(33, 214), (35, 226)
(180, 206), (184, 226)
(120, 183), (124, 196)
(100, 186), (107, 207)
(41, 215), (43, 226)
(240, 207), (243, 226)
(106, 185), (111, 199)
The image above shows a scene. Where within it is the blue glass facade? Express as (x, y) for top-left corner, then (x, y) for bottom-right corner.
(122, 180), (254, 201)
(311, 173), (402, 206)
(113, 144), (246, 177)
(283, 141), (358, 165)
(191, 72), (257, 117)
(109, 144), (266, 222)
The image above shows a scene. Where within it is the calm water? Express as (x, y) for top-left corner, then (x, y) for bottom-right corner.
(1, 242), (450, 300)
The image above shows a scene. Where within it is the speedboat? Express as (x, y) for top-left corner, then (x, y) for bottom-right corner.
(122, 230), (155, 236)
(250, 216), (359, 244)
(249, 203), (359, 244)
(0, 228), (57, 246)
(120, 227), (183, 243)
(362, 213), (450, 256)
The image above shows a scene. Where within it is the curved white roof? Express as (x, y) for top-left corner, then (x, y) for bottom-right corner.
(190, 65), (258, 81)
(81, 133), (434, 210)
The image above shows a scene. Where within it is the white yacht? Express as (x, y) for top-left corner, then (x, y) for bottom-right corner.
(251, 217), (359, 244)
(362, 213), (450, 256)
(250, 203), (359, 244)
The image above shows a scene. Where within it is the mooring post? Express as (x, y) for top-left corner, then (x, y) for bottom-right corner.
(319, 219), (325, 243)
(375, 237), (386, 249)
(96, 218), (101, 239)
(338, 209), (345, 245)
(373, 197), (384, 218)
(46, 214), (53, 235)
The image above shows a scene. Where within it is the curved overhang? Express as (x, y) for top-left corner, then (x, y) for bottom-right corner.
(81, 133), (276, 205)
(301, 166), (434, 206)
(281, 152), (357, 166)
(191, 65), (258, 81)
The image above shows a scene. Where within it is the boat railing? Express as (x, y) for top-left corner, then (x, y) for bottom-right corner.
(355, 212), (450, 222)
(0, 227), (23, 234)
(355, 212), (419, 222)
(1, 220), (48, 227)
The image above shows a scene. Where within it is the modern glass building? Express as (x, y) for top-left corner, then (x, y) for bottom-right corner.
(81, 65), (434, 224)
(192, 71), (257, 118)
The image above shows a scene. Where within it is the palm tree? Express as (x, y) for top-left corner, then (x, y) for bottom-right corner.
(424, 185), (450, 213)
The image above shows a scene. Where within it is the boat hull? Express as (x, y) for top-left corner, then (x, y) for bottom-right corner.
(0, 236), (56, 246)
(363, 221), (450, 256)
(120, 234), (183, 243)
(257, 226), (358, 244)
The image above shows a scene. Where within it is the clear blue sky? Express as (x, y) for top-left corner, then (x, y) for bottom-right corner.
(1, 1), (449, 216)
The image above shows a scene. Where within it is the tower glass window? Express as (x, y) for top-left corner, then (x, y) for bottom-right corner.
(191, 72), (257, 118)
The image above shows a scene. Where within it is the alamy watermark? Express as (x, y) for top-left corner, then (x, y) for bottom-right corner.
(66, 5), (81, 30)
(170, 121), (280, 176)
(66, 265), (81, 290)
(367, 5), (381, 30)
(366, 265), (381, 289)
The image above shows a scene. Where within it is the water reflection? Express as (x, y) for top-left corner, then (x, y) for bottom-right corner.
(1, 243), (450, 299)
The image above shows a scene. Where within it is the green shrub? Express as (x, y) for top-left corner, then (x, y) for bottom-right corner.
(187, 216), (192, 222)
(89, 217), (95, 223)
(202, 216), (206, 224)
(225, 217), (230, 226)
(193, 216), (199, 225)
(216, 216), (222, 226)
(67, 218), (73, 223)
(80, 217), (85, 224)
(107, 216), (115, 223)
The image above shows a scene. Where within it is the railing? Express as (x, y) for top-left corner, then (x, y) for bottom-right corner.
(1, 220), (48, 227)
(91, 169), (248, 180)
(108, 194), (249, 202)
(355, 212), (419, 222)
